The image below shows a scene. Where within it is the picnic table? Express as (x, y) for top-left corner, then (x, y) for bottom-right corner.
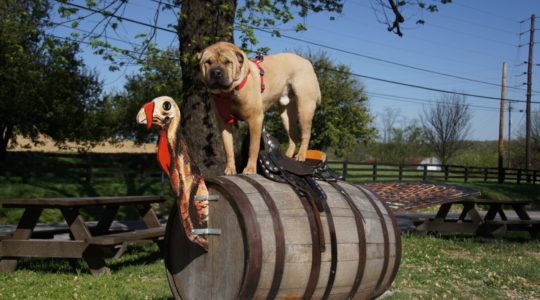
(0, 195), (166, 275)
(414, 199), (540, 238)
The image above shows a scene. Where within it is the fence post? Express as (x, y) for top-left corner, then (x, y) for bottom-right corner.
(398, 164), (403, 181)
(372, 164), (377, 181)
(498, 167), (505, 183)
(484, 168), (488, 182)
(342, 160), (348, 180)
(444, 165), (449, 181)
(534, 170), (537, 184)
(422, 165), (427, 181)
(85, 153), (93, 184)
(464, 167), (469, 183)
(517, 169), (521, 184)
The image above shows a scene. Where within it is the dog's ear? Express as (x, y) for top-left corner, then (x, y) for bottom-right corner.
(233, 50), (247, 81)
(235, 50), (245, 65)
(197, 49), (205, 62)
(198, 50), (208, 82)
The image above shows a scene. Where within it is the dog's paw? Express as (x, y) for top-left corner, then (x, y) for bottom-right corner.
(285, 146), (295, 158)
(242, 165), (257, 175)
(224, 165), (237, 175)
(294, 152), (307, 161)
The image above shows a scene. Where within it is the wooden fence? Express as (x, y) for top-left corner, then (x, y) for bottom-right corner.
(1, 152), (538, 185)
(0, 152), (162, 183)
(330, 161), (539, 184)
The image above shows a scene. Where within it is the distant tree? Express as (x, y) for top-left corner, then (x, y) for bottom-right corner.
(421, 94), (471, 165)
(377, 121), (426, 164)
(0, 0), (105, 160)
(513, 109), (540, 169)
(530, 110), (540, 169)
(379, 106), (401, 144)
(109, 48), (182, 143)
(265, 51), (375, 157)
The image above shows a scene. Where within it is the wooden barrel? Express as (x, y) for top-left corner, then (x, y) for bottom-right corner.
(164, 174), (401, 300)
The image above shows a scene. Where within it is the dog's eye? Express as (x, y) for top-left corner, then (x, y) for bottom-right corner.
(163, 101), (171, 111)
(205, 60), (212, 65)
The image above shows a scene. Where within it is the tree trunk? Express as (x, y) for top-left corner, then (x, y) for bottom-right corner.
(0, 124), (14, 162)
(178, 0), (237, 176)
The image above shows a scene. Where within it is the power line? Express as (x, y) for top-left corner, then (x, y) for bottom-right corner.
(53, 0), (177, 34)
(53, 0), (540, 104)
(50, 30), (538, 105)
(251, 27), (532, 92)
(52, 22), (143, 48)
(48, 32), (181, 64)
(455, 3), (519, 23)
(57, 0), (533, 93)
(324, 67), (539, 104)
(435, 12), (517, 36)
(366, 91), (503, 112)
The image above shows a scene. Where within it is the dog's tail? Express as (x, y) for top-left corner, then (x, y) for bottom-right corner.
(279, 83), (290, 106)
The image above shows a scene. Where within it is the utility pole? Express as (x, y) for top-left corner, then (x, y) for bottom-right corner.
(525, 14), (535, 181)
(498, 62), (506, 183)
(507, 102), (512, 168)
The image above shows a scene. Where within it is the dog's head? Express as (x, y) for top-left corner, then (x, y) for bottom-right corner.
(199, 42), (248, 93)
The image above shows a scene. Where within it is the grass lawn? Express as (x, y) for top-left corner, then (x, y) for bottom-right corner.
(1, 167), (539, 299)
(388, 232), (540, 300)
(0, 244), (171, 299)
(0, 233), (538, 299)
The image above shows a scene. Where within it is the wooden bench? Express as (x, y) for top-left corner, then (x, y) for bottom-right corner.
(415, 199), (539, 238)
(89, 226), (165, 246)
(479, 220), (540, 238)
(0, 195), (166, 275)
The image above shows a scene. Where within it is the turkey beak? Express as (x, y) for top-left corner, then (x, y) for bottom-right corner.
(137, 101), (155, 129)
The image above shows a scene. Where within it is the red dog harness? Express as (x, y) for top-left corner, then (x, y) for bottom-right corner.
(211, 56), (265, 124)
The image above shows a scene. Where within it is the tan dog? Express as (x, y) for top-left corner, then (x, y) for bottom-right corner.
(199, 41), (321, 175)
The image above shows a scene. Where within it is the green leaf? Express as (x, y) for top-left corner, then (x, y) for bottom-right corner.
(86, 0), (97, 7)
(295, 23), (307, 32)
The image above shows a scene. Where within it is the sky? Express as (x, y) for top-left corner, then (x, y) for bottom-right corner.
(49, 0), (540, 141)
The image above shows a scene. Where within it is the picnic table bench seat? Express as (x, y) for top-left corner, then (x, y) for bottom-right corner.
(0, 195), (166, 275)
(413, 198), (539, 238)
(89, 226), (165, 246)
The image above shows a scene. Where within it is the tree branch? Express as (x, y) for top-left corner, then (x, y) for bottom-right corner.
(387, 0), (404, 37)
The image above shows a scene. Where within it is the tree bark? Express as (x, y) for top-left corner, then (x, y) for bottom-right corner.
(178, 0), (237, 176)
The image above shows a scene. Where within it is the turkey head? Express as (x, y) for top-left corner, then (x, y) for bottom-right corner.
(136, 96), (180, 175)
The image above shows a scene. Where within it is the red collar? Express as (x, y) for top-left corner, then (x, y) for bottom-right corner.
(235, 68), (250, 91)
(211, 58), (266, 125)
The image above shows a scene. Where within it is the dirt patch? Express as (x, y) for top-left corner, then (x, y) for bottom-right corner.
(9, 135), (156, 153)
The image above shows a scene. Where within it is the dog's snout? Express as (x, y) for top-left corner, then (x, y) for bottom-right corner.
(210, 67), (224, 78)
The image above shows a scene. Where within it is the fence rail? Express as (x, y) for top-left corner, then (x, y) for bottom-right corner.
(1, 152), (538, 185)
(329, 161), (539, 185)
(0, 152), (162, 183)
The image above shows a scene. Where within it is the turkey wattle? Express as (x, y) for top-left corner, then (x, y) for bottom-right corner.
(136, 96), (209, 251)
